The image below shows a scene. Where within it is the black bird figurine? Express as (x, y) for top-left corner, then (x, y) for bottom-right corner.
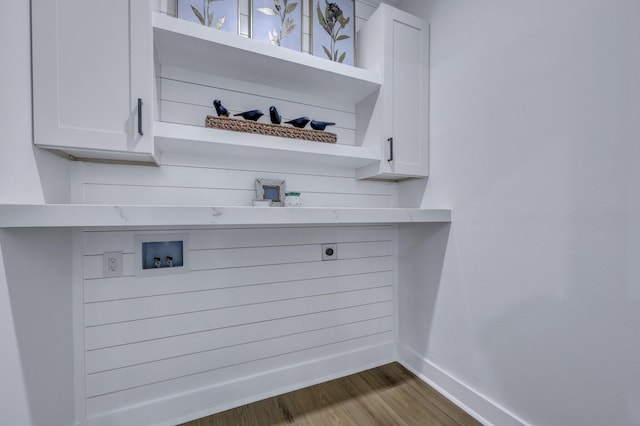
(234, 110), (264, 121)
(269, 106), (282, 124)
(284, 117), (310, 128)
(213, 99), (229, 117)
(310, 120), (336, 131)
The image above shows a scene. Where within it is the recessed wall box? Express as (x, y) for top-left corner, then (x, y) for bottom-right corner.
(134, 234), (190, 277)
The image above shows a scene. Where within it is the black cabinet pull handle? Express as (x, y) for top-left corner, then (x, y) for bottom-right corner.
(137, 98), (144, 136)
(387, 137), (393, 162)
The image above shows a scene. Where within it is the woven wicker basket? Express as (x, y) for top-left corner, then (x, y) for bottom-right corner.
(205, 115), (337, 144)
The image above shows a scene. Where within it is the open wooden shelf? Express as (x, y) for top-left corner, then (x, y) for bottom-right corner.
(0, 204), (452, 228)
(152, 13), (382, 105)
(154, 122), (381, 169)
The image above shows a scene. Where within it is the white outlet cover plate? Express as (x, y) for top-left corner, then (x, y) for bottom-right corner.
(103, 251), (123, 277)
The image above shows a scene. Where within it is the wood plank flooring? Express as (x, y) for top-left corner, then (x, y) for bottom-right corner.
(179, 363), (482, 426)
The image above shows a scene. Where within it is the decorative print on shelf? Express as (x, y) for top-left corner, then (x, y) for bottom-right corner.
(284, 192), (302, 207)
(256, 178), (286, 206)
(310, 0), (355, 66)
(252, 0), (302, 51)
(177, 0), (239, 34)
(206, 115), (337, 143)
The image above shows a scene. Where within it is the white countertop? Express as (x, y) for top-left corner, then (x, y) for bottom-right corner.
(0, 204), (451, 228)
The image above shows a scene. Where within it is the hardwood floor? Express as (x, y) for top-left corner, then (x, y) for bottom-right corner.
(179, 363), (481, 426)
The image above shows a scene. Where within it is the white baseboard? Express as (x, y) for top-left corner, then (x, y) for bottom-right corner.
(84, 342), (527, 426)
(85, 342), (395, 426)
(397, 345), (528, 426)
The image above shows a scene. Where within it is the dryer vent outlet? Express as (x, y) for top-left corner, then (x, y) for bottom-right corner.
(322, 243), (337, 261)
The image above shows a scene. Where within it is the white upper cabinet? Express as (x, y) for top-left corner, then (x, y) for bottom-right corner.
(32, 1), (155, 163)
(356, 4), (429, 180)
(30, 2), (428, 177)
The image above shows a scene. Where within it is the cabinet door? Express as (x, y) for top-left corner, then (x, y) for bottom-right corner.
(388, 14), (429, 177)
(32, 0), (154, 162)
(356, 4), (428, 180)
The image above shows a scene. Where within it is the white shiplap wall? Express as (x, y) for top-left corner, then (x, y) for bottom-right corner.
(157, 66), (359, 145)
(71, 4), (400, 423)
(80, 225), (395, 423)
(74, 159), (395, 207)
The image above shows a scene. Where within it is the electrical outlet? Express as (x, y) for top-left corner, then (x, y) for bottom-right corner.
(322, 243), (337, 261)
(103, 251), (123, 277)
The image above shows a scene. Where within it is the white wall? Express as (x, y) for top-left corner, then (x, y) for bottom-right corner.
(0, 1), (41, 205)
(1, 229), (74, 426)
(0, 1), (69, 204)
(0, 236), (33, 426)
(398, 0), (640, 425)
(0, 2), (72, 426)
